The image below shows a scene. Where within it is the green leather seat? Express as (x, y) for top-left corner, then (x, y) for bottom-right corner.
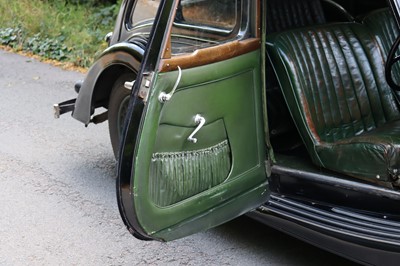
(362, 8), (400, 89)
(266, 22), (400, 183)
(266, 0), (327, 152)
(362, 8), (399, 58)
(266, 0), (326, 34)
(265, 0), (354, 152)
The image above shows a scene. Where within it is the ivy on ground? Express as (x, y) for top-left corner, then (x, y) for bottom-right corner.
(0, 28), (70, 61)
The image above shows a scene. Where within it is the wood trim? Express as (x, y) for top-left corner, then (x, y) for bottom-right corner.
(256, 0), (261, 38)
(159, 38), (261, 72)
(163, 36), (172, 59)
(160, 1), (179, 59)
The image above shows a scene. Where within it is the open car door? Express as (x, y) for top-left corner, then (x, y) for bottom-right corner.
(117, 0), (269, 241)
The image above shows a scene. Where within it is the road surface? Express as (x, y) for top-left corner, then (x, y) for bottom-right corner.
(0, 49), (358, 265)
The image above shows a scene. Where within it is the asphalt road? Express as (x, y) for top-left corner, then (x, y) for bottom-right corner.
(0, 49), (359, 265)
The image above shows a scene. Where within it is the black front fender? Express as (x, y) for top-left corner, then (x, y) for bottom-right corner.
(72, 42), (144, 125)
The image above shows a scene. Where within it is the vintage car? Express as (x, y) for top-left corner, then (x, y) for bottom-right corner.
(55, 0), (400, 264)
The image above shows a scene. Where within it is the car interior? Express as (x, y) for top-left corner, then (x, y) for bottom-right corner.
(125, 0), (400, 190)
(265, 0), (400, 188)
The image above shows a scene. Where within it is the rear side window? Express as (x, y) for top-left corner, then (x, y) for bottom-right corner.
(180, 0), (237, 30)
(171, 0), (241, 54)
(128, 0), (160, 38)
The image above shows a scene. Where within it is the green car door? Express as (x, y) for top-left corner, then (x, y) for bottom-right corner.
(117, 0), (269, 241)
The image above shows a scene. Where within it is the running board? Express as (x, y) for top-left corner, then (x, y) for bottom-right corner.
(259, 194), (400, 248)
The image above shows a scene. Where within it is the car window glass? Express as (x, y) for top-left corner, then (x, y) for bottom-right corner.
(180, 0), (236, 29)
(128, 0), (160, 38)
(171, 0), (241, 55)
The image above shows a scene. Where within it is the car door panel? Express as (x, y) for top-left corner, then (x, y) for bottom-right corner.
(150, 54), (263, 207)
(117, 0), (269, 242)
(128, 49), (268, 241)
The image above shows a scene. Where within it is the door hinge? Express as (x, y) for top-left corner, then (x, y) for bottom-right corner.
(138, 72), (154, 103)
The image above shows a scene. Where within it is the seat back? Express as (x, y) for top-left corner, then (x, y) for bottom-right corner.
(362, 8), (399, 54)
(266, 0), (328, 151)
(266, 0), (326, 34)
(266, 23), (400, 165)
(362, 8), (400, 89)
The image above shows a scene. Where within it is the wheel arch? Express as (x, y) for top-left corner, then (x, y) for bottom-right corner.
(92, 65), (134, 110)
(72, 42), (144, 125)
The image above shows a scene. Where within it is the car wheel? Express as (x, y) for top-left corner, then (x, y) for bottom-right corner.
(108, 73), (136, 159)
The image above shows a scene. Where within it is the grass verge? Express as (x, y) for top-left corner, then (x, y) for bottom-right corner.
(0, 0), (120, 68)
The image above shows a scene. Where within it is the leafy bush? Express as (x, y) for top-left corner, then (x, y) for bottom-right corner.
(0, 0), (121, 67)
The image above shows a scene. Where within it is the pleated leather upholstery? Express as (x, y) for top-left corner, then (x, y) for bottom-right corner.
(362, 8), (399, 56)
(266, 23), (400, 181)
(266, 0), (327, 151)
(362, 8), (400, 88)
(266, 0), (326, 34)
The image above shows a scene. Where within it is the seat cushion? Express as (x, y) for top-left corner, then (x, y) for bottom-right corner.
(266, 22), (400, 182)
(317, 119), (400, 181)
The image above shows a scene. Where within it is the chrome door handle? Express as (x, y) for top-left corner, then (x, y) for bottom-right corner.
(187, 115), (206, 143)
(124, 80), (135, 90)
(158, 66), (182, 103)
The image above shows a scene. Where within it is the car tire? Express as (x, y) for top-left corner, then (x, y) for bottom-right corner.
(108, 73), (136, 159)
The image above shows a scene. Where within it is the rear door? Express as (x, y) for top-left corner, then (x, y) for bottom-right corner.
(117, 0), (269, 241)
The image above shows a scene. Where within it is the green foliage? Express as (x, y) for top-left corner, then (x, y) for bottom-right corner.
(0, 0), (122, 67)
(93, 4), (118, 27)
(24, 34), (70, 61)
(0, 28), (24, 48)
(61, 0), (117, 6)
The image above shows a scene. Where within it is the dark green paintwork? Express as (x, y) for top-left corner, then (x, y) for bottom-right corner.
(131, 50), (268, 241)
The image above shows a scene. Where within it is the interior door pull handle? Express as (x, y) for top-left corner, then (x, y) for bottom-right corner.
(187, 115), (206, 143)
(158, 66), (182, 103)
